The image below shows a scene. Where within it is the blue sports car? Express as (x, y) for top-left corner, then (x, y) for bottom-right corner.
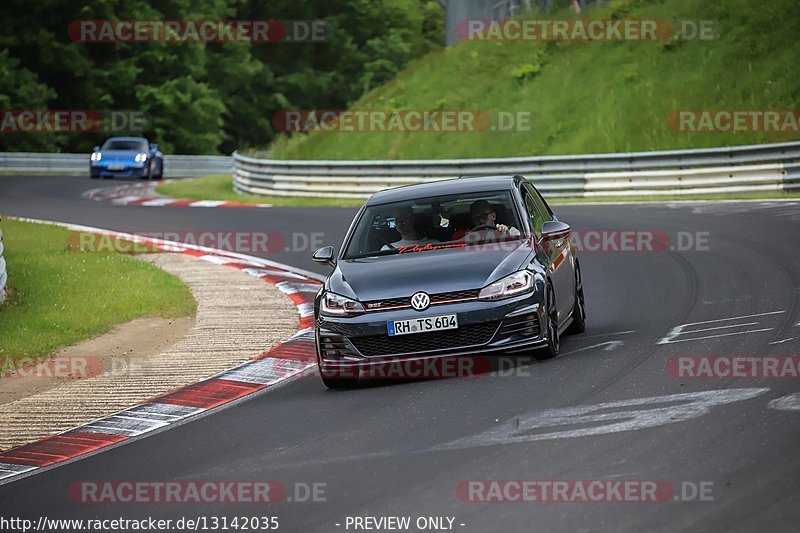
(90, 137), (163, 179)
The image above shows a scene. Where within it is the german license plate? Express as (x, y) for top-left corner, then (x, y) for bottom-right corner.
(387, 314), (458, 336)
(108, 165), (124, 170)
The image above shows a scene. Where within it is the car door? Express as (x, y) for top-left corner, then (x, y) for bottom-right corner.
(523, 183), (574, 325)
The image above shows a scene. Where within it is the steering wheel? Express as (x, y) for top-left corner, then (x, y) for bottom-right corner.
(469, 224), (496, 232)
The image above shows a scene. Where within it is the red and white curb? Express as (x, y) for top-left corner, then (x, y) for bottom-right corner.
(0, 218), (321, 485)
(83, 182), (271, 208)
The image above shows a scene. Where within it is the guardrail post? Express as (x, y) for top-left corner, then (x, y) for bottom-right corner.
(0, 216), (7, 304)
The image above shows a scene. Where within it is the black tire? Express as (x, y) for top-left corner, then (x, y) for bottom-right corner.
(535, 283), (560, 361)
(567, 263), (587, 334)
(90, 174), (100, 179)
(319, 364), (360, 389)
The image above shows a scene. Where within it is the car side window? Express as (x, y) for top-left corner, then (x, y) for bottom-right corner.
(523, 192), (545, 241)
(524, 183), (553, 223)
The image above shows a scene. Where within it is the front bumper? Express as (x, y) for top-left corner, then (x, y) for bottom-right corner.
(90, 163), (147, 178)
(315, 291), (547, 372)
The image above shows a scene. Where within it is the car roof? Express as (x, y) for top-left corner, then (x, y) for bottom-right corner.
(366, 175), (520, 205)
(104, 137), (148, 143)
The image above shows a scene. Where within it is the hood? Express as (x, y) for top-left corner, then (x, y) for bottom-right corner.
(97, 150), (145, 161)
(329, 240), (534, 301)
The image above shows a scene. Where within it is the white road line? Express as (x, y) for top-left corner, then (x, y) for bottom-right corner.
(436, 388), (770, 449)
(188, 200), (226, 207)
(769, 337), (797, 345)
(682, 322), (759, 335)
(0, 464), (36, 481)
(110, 195), (143, 204)
(275, 281), (322, 295)
(580, 330), (635, 338)
(559, 340), (625, 356)
(681, 310), (785, 328)
(769, 394), (800, 412)
(660, 328), (773, 344)
(138, 198), (178, 206)
(658, 310), (786, 344)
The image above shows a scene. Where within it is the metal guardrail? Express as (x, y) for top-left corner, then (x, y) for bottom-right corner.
(233, 141), (800, 199)
(0, 217), (6, 304)
(0, 153), (231, 178)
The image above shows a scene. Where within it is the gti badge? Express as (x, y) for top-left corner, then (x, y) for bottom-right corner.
(411, 291), (430, 311)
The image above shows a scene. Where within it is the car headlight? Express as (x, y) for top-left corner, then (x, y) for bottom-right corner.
(135, 153), (147, 162)
(90, 152), (102, 161)
(320, 291), (365, 316)
(478, 271), (534, 300)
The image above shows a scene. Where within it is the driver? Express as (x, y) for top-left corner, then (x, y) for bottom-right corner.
(469, 200), (520, 236)
(381, 205), (438, 250)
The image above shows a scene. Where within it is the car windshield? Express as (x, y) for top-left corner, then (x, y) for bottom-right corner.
(102, 140), (147, 151)
(343, 189), (523, 259)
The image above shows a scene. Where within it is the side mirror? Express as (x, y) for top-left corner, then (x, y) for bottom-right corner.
(93, 146), (100, 152)
(150, 144), (158, 153)
(541, 220), (571, 241)
(312, 246), (336, 267)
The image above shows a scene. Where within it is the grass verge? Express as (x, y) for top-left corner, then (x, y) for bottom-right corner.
(0, 218), (196, 363)
(270, 0), (800, 160)
(156, 174), (363, 207)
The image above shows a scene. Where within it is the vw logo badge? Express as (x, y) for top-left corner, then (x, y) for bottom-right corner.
(410, 292), (431, 311)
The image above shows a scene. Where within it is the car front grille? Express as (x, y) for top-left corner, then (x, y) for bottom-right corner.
(363, 289), (481, 311)
(349, 321), (499, 357)
(433, 289), (481, 302)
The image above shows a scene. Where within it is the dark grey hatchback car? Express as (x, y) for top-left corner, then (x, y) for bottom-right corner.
(312, 175), (586, 388)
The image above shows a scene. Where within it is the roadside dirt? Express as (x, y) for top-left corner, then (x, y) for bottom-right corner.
(0, 252), (297, 450)
(0, 316), (194, 405)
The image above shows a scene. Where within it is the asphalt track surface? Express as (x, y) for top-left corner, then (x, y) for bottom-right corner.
(1, 175), (799, 532)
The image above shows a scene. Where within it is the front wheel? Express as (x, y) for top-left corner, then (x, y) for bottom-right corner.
(535, 283), (560, 361)
(567, 263), (586, 334)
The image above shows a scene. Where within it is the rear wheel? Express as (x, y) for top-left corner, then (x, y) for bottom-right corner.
(567, 263), (586, 334)
(535, 283), (560, 360)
